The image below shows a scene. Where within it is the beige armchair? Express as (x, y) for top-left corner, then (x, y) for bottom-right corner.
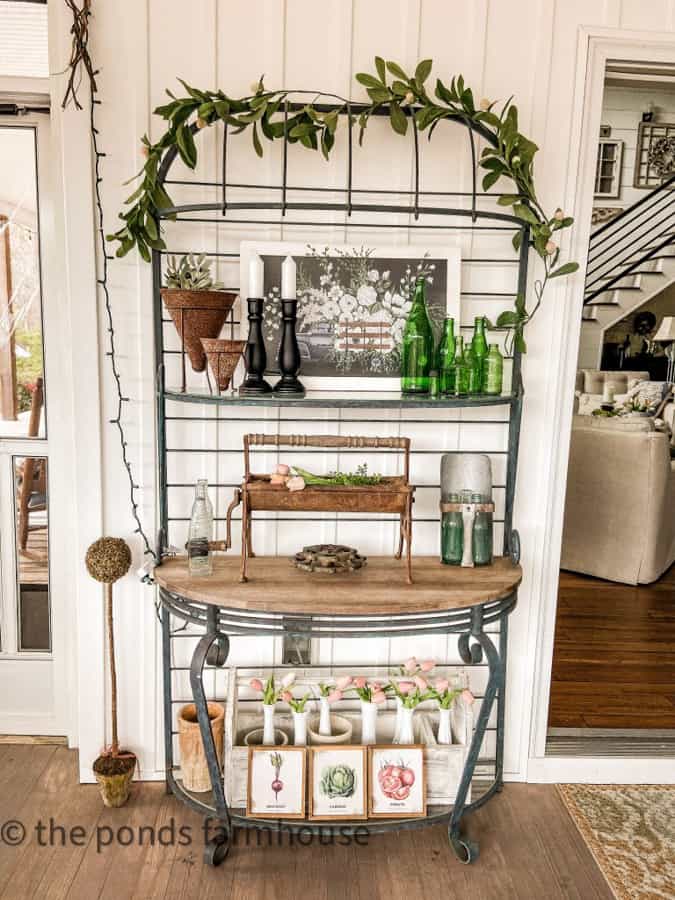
(561, 415), (675, 584)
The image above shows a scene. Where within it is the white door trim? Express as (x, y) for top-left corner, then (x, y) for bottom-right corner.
(527, 26), (675, 782)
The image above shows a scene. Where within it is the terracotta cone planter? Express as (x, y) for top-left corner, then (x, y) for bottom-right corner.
(161, 289), (237, 373)
(200, 338), (246, 391)
(178, 702), (224, 792)
(93, 752), (136, 807)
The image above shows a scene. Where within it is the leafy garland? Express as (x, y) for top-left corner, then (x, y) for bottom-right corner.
(108, 58), (578, 350)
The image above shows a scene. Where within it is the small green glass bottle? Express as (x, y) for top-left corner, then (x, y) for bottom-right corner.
(482, 343), (504, 395)
(454, 336), (469, 396)
(465, 344), (482, 395)
(441, 492), (463, 565)
(437, 317), (457, 395)
(471, 316), (489, 389)
(401, 276), (434, 394)
(471, 492), (493, 566)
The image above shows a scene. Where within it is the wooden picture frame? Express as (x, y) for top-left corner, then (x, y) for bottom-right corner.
(368, 745), (427, 818)
(246, 746), (306, 819)
(308, 745), (368, 821)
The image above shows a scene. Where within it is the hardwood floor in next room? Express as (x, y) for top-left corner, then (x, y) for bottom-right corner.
(549, 564), (675, 729)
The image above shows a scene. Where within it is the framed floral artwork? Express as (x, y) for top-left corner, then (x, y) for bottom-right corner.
(240, 242), (461, 390)
(247, 746), (306, 819)
(308, 745), (368, 821)
(368, 745), (426, 818)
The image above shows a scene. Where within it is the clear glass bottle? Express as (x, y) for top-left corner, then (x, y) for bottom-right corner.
(441, 492), (463, 565)
(437, 317), (457, 395)
(482, 343), (504, 395)
(471, 491), (493, 566)
(453, 336), (469, 396)
(401, 276), (434, 394)
(471, 316), (489, 389)
(188, 478), (214, 576)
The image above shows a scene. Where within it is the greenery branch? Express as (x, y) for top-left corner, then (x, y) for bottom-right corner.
(108, 59), (578, 345)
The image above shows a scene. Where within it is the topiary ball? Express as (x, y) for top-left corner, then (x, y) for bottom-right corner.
(85, 537), (132, 584)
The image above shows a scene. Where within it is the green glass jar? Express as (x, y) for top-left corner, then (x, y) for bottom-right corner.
(471, 492), (493, 566)
(482, 343), (504, 395)
(453, 336), (469, 396)
(471, 316), (488, 388)
(441, 492), (463, 565)
(401, 276), (434, 394)
(437, 317), (456, 395)
(464, 345), (482, 395)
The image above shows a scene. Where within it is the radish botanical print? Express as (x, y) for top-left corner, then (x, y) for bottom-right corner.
(270, 751), (284, 800)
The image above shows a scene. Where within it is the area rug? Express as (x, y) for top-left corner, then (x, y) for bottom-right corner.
(557, 784), (675, 900)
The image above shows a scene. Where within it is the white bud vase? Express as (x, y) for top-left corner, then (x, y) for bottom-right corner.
(293, 710), (308, 746)
(360, 700), (378, 745)
(437, 706), (452, 745)
(395, 705), (415, 744)
(319, 696), (332, 737)
(262, 703), (276, 746)
(393, 696), (403, 742)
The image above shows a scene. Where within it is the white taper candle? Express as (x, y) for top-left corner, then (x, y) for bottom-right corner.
(281, 255), (296, 299)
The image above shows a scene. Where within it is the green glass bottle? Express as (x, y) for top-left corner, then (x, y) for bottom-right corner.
(471, 492), (493, 566)
(454, 336), (469, 396)
(471, 316), (489, 391)
(482, 343), (504, 395)
(441, 492), (463, 565)
(465, 344), (482, 395)
(437, 317), (456, 395)
(401, 276), (434, 394)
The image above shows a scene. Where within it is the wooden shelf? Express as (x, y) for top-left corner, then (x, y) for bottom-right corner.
(164, 388), (517, 409)
(155, 555), (522, 615)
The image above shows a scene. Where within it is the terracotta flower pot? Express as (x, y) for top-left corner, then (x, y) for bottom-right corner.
(161, 289), (237, 373)
(200, 338), (246, 391)
(178, 702), (224, 793)
(93, 752), (136, 807)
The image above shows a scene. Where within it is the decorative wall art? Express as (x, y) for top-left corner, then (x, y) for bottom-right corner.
(246, 746), (306, 818)
(240, 242), (461, 390)
(633, 121), (675, 188)
(309, 746), (368, 820)
(368, 745), (426, 818)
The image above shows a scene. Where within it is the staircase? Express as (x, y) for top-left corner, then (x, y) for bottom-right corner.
(579, 173), (675, 368)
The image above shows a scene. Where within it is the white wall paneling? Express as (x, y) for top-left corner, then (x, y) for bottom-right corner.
(52, 2), (675, 783)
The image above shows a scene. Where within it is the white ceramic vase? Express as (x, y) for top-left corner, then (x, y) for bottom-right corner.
(293, 710), (308, 746)
(360, 700), (378, 745)
(318, 696), (332, 737)
(393, 696), (403, 742)
(262, 703), (276, 746)
(395, 705), (415, 744)
(437, 706), (452, 745)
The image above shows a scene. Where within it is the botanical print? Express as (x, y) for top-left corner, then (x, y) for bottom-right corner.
(270, 751), (284, 801)
(240, 242), (460, 385)
(377, 759), (416, 801)
(247, 747), (306, 818)
(309, 747), (367, 820)
(369, 746), (425, 817)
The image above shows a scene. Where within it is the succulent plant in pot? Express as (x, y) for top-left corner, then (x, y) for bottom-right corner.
(161, 253), (237, 374)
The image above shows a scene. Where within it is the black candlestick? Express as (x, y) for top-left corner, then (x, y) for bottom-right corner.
(273, 299), (305, 396)
(239, 297), (273, 396)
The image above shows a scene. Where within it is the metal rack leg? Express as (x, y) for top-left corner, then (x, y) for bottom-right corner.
(448, 627), (505, 864)
(189, 610), (232, 866)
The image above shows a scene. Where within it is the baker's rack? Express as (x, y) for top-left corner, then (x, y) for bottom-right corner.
(152, 93), (527, 867)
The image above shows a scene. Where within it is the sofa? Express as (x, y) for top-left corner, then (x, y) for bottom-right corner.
(574, 369), (650, 395)
(561, 414), (675, 584)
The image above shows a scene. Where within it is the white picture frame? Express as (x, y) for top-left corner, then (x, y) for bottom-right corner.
(240, 241), (461, 391)
(308, 745), (368, 821)
(368, 745), (426, 818)
(246, 746), (306, 819)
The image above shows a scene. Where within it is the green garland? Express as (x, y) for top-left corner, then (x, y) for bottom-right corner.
(108, 58), (578, 350)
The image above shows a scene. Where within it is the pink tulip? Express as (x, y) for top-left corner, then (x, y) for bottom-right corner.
(354, 676), (367, 690)
(249, 678), (263, 692)
(461, 689), (475, 706)
(403, 657), (418, 674)
(370, 681), (382, 692)
(420, 659), (436, 673)
(397, 681), (414, 695)
(286, 475), (306, 492)
(413, 675), (428, 691)
(434, 678), (449, 693)
(276, 463), (290, 475)
(372, 690), (387, 705)
(335, 675), (352, 690)
(281, 690), (293, 703)
(270, 473), (287, 485)
(327, 690), (342, 704)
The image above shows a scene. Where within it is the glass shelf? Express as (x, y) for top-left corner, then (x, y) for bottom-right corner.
(163, 388), (517, 409)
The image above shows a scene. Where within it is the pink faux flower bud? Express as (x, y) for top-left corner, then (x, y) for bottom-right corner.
(372, 690), (387, 705)
(335, 675), (352, 690)
(403, 657), (418, 674)
(353, 676), (367, 690)
(413, 675), (428, 691)
(327, 690), (343, 704)
(286, 475), (306, 492)
(281, 690), (293, 703)
(545, 240), (557, 255)
(370, 681), (382, 692)
(434, 678), (449, 693)
(479, 98), (491, 111)
(420, 659), (435, 673)
(397, 680), (414, 695)
(461, 689), (475, 706)
(554, 208), (564, 221)
(276, 463), (290, 475)
(270, 473), (287, 485)
(249, 678), (263, 692)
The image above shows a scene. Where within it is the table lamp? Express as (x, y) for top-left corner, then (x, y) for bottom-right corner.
(653, 316), (675, 383)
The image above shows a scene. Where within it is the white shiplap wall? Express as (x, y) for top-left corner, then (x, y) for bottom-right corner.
(59, 0), (675, 781)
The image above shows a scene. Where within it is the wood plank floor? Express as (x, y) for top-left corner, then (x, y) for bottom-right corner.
(0, 746), (612, 900)
(549, 564), (675, 729)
